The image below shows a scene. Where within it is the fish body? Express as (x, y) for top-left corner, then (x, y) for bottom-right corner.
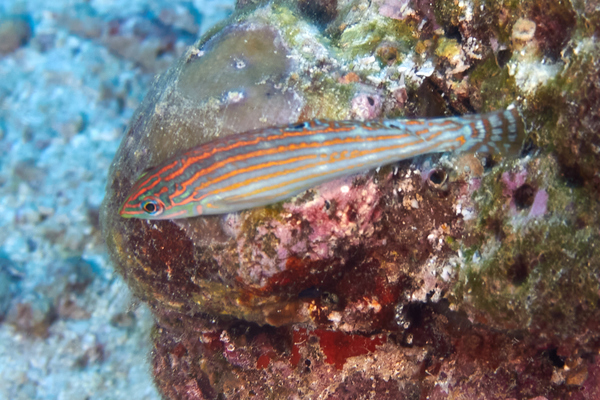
(120, 107), (524, 219)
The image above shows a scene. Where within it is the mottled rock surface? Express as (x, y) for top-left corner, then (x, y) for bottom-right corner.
(102, 0), (600, 398)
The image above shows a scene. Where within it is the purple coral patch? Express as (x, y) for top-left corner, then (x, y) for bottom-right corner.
(528, 189), (548, 218)
(501, 170), (527, 196)
(379, 0), (414, 20)
(351, 93), (382, 120)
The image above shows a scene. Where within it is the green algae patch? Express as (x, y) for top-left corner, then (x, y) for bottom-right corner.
(336, 15), (418, 61)
(454, 222), (600, 335)
(452, 151), (600, 335)
(267, 4), (308, 47)
(432, 1), (465, 30)
(301, 80), (354, 120)
(469, 56), (518, 111)
(267, 4), (334, 61)
(435, 37), (461, 59)
(527, 45), (600, 159)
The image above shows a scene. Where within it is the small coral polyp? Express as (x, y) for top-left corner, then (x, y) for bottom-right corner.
(101, 0), (600, 398)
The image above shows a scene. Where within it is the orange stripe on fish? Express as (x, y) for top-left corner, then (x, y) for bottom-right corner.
(120, 107), (525, 219)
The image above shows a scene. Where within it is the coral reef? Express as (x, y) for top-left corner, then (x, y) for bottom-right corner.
(101, 0), (600, 398)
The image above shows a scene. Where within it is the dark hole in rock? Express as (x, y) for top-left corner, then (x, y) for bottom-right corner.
(520, 137), (537, 157)
(229, 319), (278, 341)
(496, 49), (512, 68)
(429, 169), (447, 185)
(367, 96), (375, 106)
(298, 286), (321, 299)
(514, 183), (536, 210)
(545, 347), (565, 369)
(559, 163), (584, 188)
(298, 0), (338, 26)
(403, 302), (426, 331)
(416, 77), (448, 118)
(506, 254), (529, 285)
(575, 217), (587, 230)
(481, 154), (497, 171)
(347, 207), (357, 222)
(444, 25), (462, 43)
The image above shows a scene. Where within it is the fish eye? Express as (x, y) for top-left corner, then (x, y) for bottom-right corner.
(141, 199), (162, 215)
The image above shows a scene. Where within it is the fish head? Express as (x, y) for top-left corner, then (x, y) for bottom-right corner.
(119, 169), (194, 220)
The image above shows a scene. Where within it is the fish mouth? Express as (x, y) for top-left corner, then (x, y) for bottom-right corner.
(118, 198), (137, 218)
(118, 207), (132, 218)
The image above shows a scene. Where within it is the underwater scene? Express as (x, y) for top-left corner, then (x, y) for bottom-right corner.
(2, 0), (600, 399)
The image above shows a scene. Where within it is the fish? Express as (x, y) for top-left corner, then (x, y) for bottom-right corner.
(120, 106), (524, 220)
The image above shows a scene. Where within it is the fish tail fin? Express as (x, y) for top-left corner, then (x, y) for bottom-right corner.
(462, 104), (526, 157)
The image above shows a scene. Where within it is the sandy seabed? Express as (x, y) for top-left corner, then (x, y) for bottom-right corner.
(0, 1), (234, 399)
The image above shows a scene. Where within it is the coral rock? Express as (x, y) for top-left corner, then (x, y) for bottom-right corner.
(101, 0), (600, 398)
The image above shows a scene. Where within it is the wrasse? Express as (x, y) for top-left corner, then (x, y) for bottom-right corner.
(120, 106), (524, 220)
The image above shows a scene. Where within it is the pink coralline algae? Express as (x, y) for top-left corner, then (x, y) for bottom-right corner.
(283, 176), (383, 255)
(206, 174), (385, 301)
(378, 0), (415, 20)
(528, 189), (548, 218)
(501, 170), (528, 196)
(501, 170), (548, 218)
(351, 92), (383, 120)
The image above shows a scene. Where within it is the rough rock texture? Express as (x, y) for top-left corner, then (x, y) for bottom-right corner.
(101, 0), (600, 398)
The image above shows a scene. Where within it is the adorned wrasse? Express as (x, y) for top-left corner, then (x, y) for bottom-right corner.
(120, 106), (524, 220)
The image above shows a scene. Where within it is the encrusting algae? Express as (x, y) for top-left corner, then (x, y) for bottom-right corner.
(101, 0), (600, 398)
